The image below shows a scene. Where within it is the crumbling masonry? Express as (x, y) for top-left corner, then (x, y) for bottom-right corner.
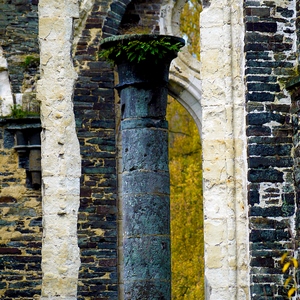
(0, 0), (300, 299)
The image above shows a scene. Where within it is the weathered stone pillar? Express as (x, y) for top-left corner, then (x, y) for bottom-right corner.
(101, 35), (184, 300)
(38, 1), (81, 298)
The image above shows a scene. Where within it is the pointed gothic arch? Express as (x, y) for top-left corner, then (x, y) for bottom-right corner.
(161, 1), (250, 299)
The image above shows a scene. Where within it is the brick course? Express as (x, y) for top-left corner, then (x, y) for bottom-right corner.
(0, 0), (39, 93)
(245, 0), (298, 298)
(74, 1), (163, 297)
(0, 120), (42, 299)
(74, 0), (118, 297)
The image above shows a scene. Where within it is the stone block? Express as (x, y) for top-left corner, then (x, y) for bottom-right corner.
(42, 194), (80, 215)
(203, 184), (233, 218)
(122, 171), (169, 195)
(248, 169), (284, 183)
(201, 139), (231, 161)
(206, 245), (224, 268)
(42, 176), (80, 197)
(247, 92), (275, 102)
(41, 277), (79, 298)
(120, 86), (168, 119)
(245, 7), (270, 17)
(204, 220), (227, 246)
(247, 83), (280, 93)
(248, 144), (292, 156)
(122, 127), (168, 172)
(123, 194), (169, 237)
(247, 112), (286, 125)
(246, 22), (277, 32)
(39, 0), (79, 18)
(123, 236), (170, 281)
(124, 280), (170, 300)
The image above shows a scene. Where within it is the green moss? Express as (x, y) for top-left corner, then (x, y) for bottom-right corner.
(8, 104), (39, 119)
(21, 55), (40, 69)
(99, 35), (184, 65)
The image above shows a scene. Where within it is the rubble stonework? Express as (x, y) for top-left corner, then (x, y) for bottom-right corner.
(0, 0), (39, 94)
(245, 0), (298, 298)
(0, 0), (300, 299)
(0, 124), (42, 299)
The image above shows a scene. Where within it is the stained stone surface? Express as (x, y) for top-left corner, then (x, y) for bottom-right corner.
(102, 34), (185, 300)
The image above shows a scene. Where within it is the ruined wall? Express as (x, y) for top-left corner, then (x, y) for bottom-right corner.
(0, 0), (39, 94)
(0, 119), (42, 299)
(1, 0), (248, 298)
(0, 1), (42, 299)
(74, 0), (164, 298)
(0, 0), (160, 298)
(2, 0), (300, 299)
(74, 0), (118, 298)
(245, 0), (298, 298)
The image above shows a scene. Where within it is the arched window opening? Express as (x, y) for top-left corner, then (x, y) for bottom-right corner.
(167, 96), (204, 299)
(179, 0), (201, 60)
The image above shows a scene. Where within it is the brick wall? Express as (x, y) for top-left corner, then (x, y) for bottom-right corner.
(3, 0), (300, 298)
(245, 0), (298, 298)
(74, 0), (118, 298)
(0, 119), (42, 299)
(74, 0), (163, 298)
(0, 0), (39, 94)
(294, 0), (300, 246)
(0, 0), (163, 297)
(0, 1), (41, 298)
(118, 0), (161, 33)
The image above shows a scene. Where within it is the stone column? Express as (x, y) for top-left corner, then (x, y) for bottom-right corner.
(38, 1), (81, 298)
(101, 35), (184, 300)
(200, 0), (249, 298)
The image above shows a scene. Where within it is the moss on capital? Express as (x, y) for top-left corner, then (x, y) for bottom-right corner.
(99, 34), (185, 65)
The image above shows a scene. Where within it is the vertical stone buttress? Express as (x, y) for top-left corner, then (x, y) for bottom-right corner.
(38, 1), (81, 298)
(201, 0), (249, 298)
(101, 34), (184, 299)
